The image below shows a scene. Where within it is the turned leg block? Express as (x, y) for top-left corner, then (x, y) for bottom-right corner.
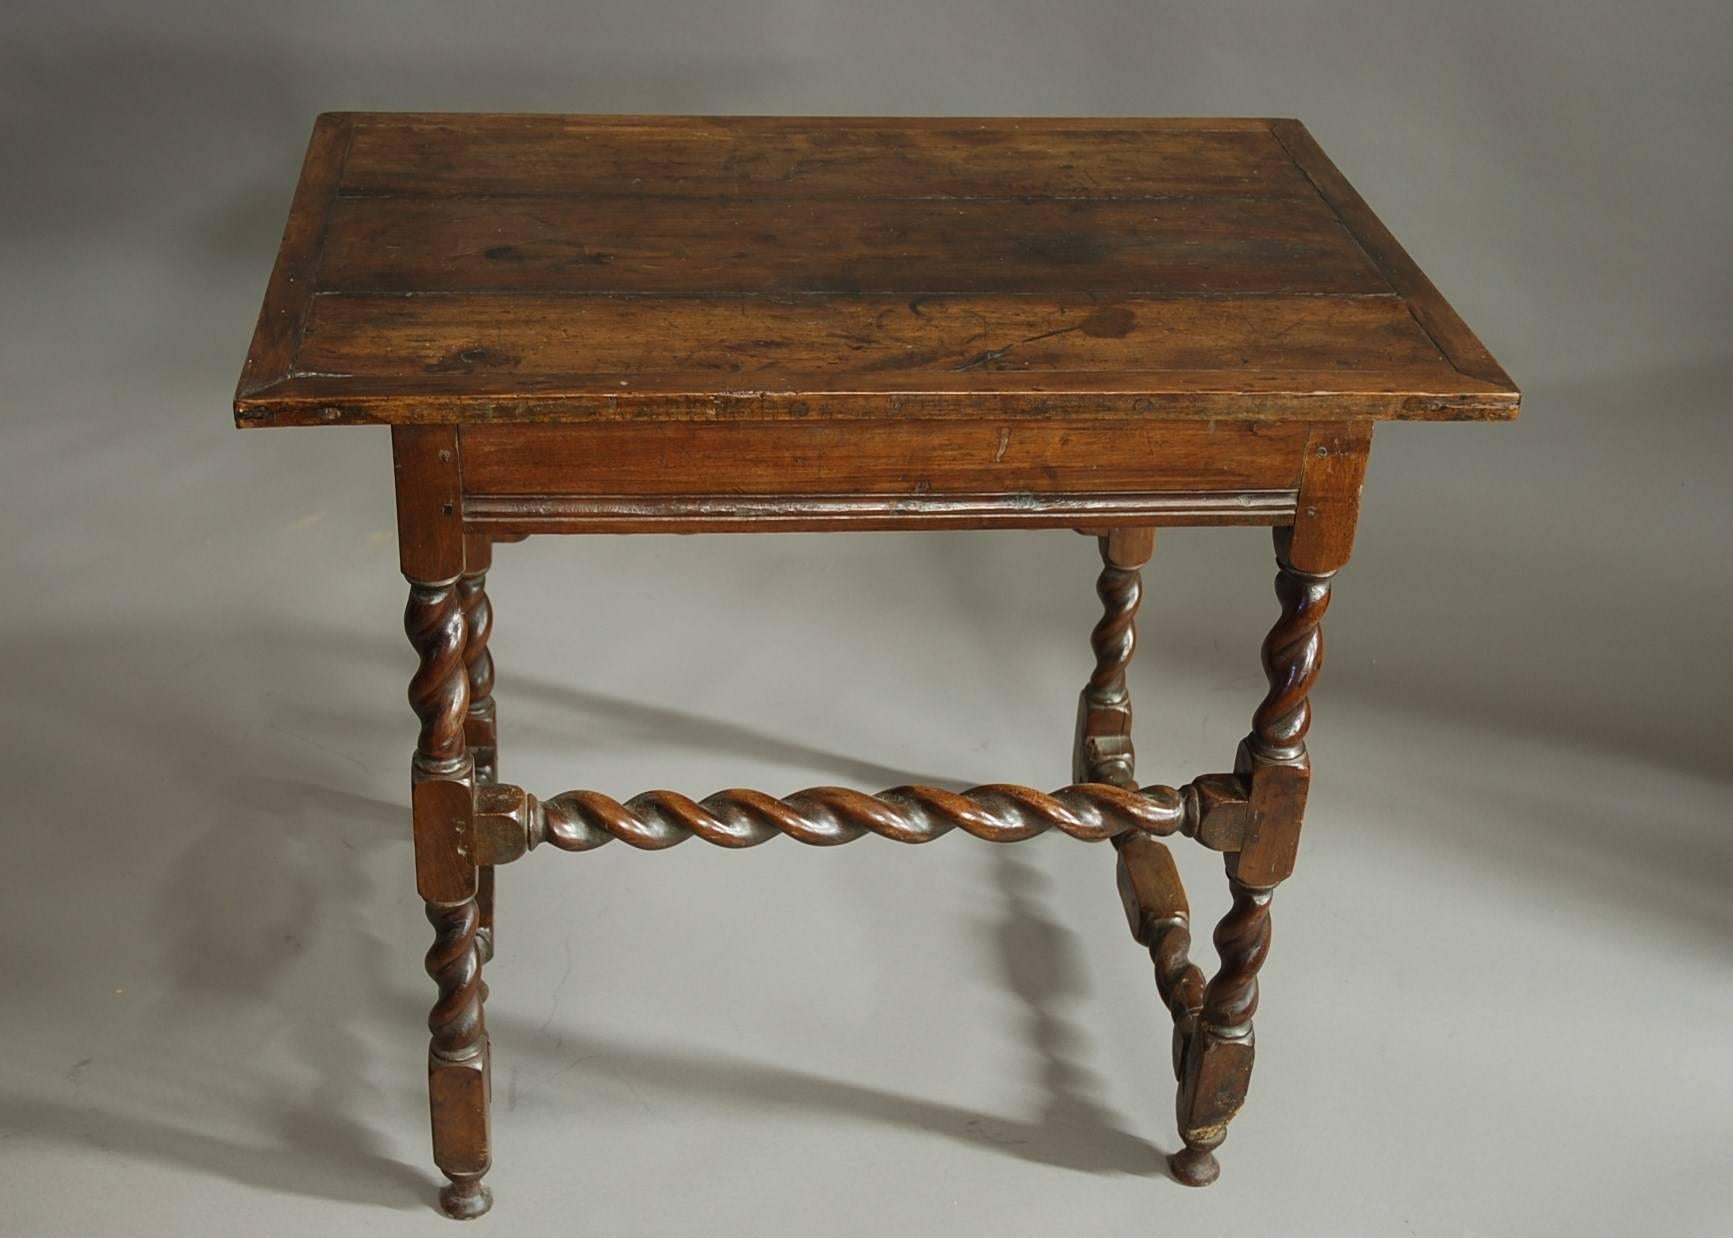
(429, 1051), (493, 1219)
(1170, 1030), (1254, 1186)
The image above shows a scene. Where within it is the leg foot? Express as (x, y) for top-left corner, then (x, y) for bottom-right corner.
(438, 1176), (494, 1219)
(1168, 1144), (1221, 1187)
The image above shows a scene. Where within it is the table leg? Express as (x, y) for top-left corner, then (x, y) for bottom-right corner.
(1169, 526), (1337, 1187)
(1073, 527), (1155, 787)
(1077, 528), (1218, 1147)
(460, 534), (497, 966)
(407, 576), (493, 1218)
(391, 427), (494, 1218)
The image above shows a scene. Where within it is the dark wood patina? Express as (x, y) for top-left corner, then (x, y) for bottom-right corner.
(235, 112), (1516, 1217)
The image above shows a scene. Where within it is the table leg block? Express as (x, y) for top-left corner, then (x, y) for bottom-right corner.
(1172, 1030), (1254, 1186)
(428, 1046), (492, 1220)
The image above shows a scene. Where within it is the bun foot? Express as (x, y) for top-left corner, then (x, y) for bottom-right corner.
(438, 1178), (493, 1220)
(1168, 1145), (1221, 1187)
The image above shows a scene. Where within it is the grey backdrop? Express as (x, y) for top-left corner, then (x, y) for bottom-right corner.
(3, 3), (1729, 1236)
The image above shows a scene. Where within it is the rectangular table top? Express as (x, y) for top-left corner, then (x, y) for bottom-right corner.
(234, 113), (1517, 428)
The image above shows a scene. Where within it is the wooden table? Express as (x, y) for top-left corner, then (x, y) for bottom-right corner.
(235, 113), (1517, 1218)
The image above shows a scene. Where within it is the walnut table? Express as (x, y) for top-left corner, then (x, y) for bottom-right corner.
(235, 113), (1518, 1218)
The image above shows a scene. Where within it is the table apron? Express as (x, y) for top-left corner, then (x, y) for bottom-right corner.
(457, 419), (1307, 533)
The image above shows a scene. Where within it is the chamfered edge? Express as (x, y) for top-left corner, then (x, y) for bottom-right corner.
(233, 112), (355, 416)
(1266, 118), (1520, 413)
(233, 381), (1519, 428)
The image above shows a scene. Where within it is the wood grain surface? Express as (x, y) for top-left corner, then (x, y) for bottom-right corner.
(235, 114), (1518, 427)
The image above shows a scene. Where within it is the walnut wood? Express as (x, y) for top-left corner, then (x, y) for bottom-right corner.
(424, 898), (486, 1061)
(405, 574), (490, 1217)
(236, 112), (352, 399)
(1171, 523), (1340, 1187)
(1172, 773), (1249, 852)
(391, 426), (465, 583)
(229, 112), (1520, 1216)
(1198, 872), (1275, 1038)
(424, 899), (490, 1219)
(459, 551), (497, 963)
(1269, 120), (1516, 393)
(235, 114), (1519, 428)
(457, 545), (496, 768)
(298, 294), (1446, 390)
(1287, 423), (1372, 574)
(459, 420), (1307, 498)
(1100, 527), (1158, 570)
(246, 374), (1512, 427)
(1170, 868), (1271, 1188)
(470, 776), (1254, 866)
(399, 435), (492, 1218)
(405, 582), (469, 776)
(472, 783), (536, 866)
(473, 868), (496, 972)
(406, 574), (491, 1217)
(336, 114), (1316, 200)
(530, 781), (1201, 851)
(1074, 528), (1226, 1151)
(1246, 542), (1334, 769)
(410, 771), (476, 909)
(459, 567), (496, 778)
(1073, 528), (1154, 787)
(317, 194), (1384, 298)
(458, 408), (1310, 536)
(1117, 833), (1207, 1077)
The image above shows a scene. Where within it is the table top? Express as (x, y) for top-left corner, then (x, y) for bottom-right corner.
(234, 113), (1517, 428)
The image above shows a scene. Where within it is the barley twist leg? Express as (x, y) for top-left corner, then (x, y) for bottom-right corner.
(459, 543), (497, 965)
(1073, 528), (1153, 787)
(407, 577), (491, 1219)
(1170, 529), (1334, 1187)
(1076, 529), (1221, 1153)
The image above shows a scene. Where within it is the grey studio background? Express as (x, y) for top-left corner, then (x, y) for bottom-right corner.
(2, 3), (1729, 1236)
